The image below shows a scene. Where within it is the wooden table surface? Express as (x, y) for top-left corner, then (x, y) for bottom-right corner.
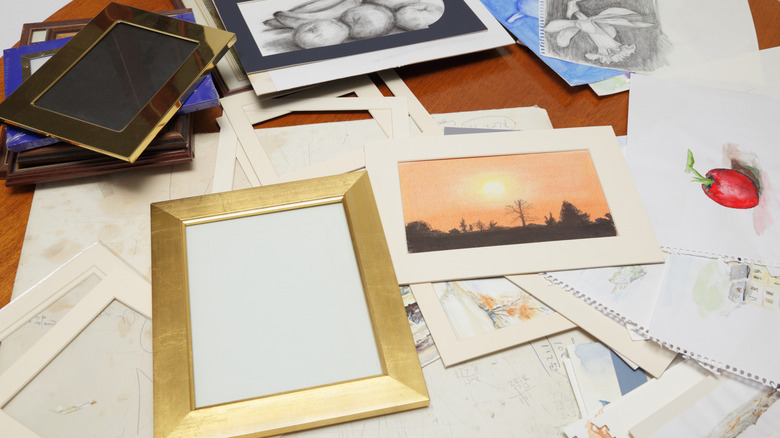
(1, 0), (779, 308)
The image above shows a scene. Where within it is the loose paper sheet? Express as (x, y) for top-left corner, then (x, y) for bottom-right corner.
(411, 279), (575, 366)
(400, 286), (440, 367)
(626, 75), (780, 267)
(632, 373), (777, 438)
(564, 360), (708, 438)
(647, 252), (780, 387)
(507, 274), (676, 378)
(565, 342), (648, 419)
(293, 329), (594, 438)
(545, 261), (666, 331)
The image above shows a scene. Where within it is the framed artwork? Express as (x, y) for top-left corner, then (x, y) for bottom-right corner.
(506, 274), (676, 378)
(215, 0), (483, 72)
(150, 171), (428, 437)
(0, 3), (235, 162)
(213, 0), (512, 95)
(410, 278), (575, 366)
(0, 243), (153, 437)
(364, 126), (664, 284)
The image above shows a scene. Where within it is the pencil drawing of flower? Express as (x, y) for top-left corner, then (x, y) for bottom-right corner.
(545, 1), (654, 65)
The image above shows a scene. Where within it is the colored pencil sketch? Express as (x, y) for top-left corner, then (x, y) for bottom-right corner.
(241, 0), (445, 56)
(400, 286), (440, 366)
(398, 150), (616, 253)
(431, 277), (554, 340)
(541, 0), (668, 72)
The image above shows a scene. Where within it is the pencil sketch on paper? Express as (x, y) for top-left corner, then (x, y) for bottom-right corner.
(608, 265), (647, 294)
(432, 277), (555, 340)
(241, 0), (445, 56)
(398, 150), (616, 253)
(541, 0), (668, 72)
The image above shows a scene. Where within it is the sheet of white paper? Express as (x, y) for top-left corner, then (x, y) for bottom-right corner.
(12, 133), (221, 299)
(647, 252), (780, 387)
(293, 329), (593, 438)
(641, 375), (777, 438)
(566, 343), (629, 418)
(657, 46), (780, 99)
(565, 360), (708, 438)
(741, 396), (780, 438)
(259, 0), (513, 93)
(626, 75), (780, 267)
(0, 1), (69, 50)
(540, 0), (757, 75)
(545, 262), (666, 331)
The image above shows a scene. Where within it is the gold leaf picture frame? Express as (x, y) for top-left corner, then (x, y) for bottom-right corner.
(150, 171), (428, 437)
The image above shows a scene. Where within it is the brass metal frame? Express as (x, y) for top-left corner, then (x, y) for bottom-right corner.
(150, 171), (429, 438)
(0, 3), (234, 163)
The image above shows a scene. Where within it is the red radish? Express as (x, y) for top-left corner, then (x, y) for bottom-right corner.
(685, 149), (759, 209)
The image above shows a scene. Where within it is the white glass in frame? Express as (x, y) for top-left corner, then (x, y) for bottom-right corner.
(185, 202), (383, 408)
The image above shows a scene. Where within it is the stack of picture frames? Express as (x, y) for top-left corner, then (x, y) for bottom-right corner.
(0, 3), (228, 186)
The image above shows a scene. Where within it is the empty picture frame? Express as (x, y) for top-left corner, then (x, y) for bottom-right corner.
(150, 171), (428, 438)
(0, 3), (235, 162)
(410, 280), (575, 366)
(364, 126), (665, 284)
(0, 243), (152, 437)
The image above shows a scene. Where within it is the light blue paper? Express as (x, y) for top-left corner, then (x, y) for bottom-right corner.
(479, 0), (624, 86)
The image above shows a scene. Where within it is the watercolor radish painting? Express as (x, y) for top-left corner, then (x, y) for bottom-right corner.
(685, 149), (760, 209)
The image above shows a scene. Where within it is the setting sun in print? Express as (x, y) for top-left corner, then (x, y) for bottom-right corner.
(481, 179), (506, 197)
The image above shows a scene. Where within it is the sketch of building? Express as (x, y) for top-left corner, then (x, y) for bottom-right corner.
(727, 262), (780, 312)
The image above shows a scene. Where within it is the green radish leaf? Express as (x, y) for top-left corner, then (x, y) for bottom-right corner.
(685, 149), (695, 173)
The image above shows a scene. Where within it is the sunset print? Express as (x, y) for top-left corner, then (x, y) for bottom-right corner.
(398, 150), (616, 253)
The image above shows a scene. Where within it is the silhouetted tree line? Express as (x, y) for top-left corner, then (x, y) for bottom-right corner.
(407, 200), (614, 236)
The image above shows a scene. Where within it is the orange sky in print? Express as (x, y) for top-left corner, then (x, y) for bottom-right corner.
(398, 151), (612, 232)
